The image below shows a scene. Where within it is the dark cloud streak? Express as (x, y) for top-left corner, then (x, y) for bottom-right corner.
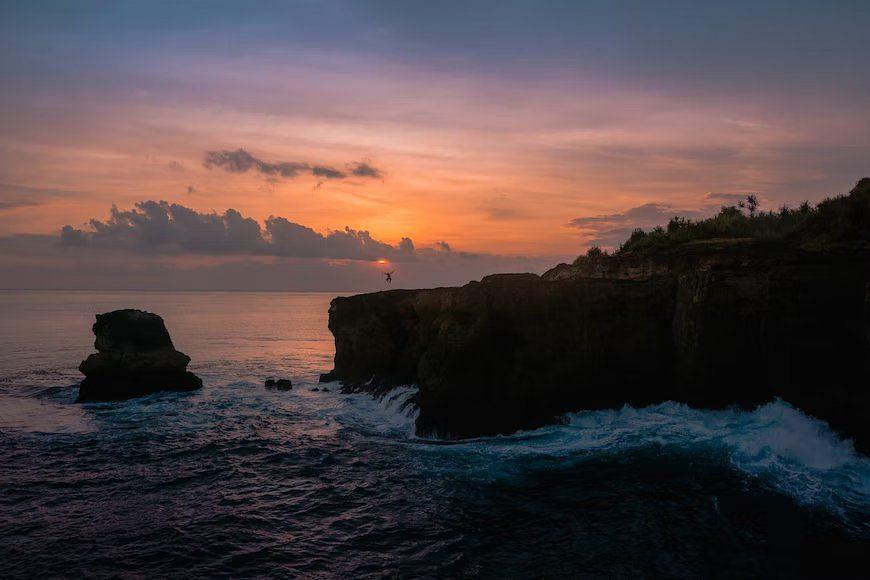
(0, 200), (41, 211)
(204, 148), (379, 182)
(349, 161), (382, 179)
(311, 165), (345, 179)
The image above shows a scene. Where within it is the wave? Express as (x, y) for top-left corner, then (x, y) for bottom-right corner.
(5, 372), (867, 533)
(0, 394), (96, 435)
(330, 384), (420, 438)
(409, 399), (870, 531)
(563, 401), (869, 508)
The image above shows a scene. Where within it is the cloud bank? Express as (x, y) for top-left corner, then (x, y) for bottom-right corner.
(60, 201), (417, 261)
(33, 201), (564, 291)
(2, 231), (558, 292)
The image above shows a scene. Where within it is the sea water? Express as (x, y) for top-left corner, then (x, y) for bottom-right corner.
(1, 290), (868, 577)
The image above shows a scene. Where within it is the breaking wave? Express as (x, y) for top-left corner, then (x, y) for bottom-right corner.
(326, 383), (420, 437)
(408, 399), (870, 533)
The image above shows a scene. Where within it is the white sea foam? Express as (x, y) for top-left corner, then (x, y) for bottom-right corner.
(412, 399), (870, 527)
(562, 400), (870, 509)
(331, 384), (419, 438)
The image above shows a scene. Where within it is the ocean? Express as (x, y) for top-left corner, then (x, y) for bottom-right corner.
(1, 290), (868, 577)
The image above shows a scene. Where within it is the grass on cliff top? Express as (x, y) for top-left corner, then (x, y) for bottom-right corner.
(577, 177), (870, 262)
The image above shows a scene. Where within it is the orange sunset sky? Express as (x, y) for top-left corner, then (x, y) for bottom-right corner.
(1, 1), (868, 290)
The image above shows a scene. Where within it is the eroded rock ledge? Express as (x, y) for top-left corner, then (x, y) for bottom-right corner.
(322, 242), (870, 452)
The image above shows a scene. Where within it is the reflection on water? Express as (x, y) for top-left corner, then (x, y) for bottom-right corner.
(0, 290), (339, 386)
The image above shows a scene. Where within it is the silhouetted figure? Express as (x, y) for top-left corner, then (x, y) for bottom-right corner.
(384, 270), (395, 283)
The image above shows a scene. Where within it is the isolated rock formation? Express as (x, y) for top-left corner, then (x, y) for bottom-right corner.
(76, 309), (202, 402)
(265, 378), (293, 390)
(321, 244), (870, 452)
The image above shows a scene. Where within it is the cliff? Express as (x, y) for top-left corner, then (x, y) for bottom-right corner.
(321, 181), (870, 452)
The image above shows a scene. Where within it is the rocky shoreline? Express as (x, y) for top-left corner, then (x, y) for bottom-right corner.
(321, 239), (870, 452)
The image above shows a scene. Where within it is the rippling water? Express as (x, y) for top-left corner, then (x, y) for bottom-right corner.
(1, 290), (868, 578)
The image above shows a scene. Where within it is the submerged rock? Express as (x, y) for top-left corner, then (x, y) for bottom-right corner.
(76, 309), (202, 402)
(265, 378), (292, 390)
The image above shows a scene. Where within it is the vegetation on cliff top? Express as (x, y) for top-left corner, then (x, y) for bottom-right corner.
(578, 177), (870, 261)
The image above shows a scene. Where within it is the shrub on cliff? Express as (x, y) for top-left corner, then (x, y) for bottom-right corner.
(571, 245), (609, 265)
(798, 177), (870, 246)
(607, 178), (870, 255)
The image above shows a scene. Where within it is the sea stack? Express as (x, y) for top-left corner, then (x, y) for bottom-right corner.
(76, 309), (202, 402)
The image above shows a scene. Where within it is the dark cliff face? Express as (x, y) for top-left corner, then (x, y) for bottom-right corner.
(323, 247), (870, 452)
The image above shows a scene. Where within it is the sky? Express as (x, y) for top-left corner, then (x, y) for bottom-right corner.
(1, 0), (868, 290)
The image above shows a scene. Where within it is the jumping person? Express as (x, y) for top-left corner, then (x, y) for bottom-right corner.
(384, 270), (395, 283)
